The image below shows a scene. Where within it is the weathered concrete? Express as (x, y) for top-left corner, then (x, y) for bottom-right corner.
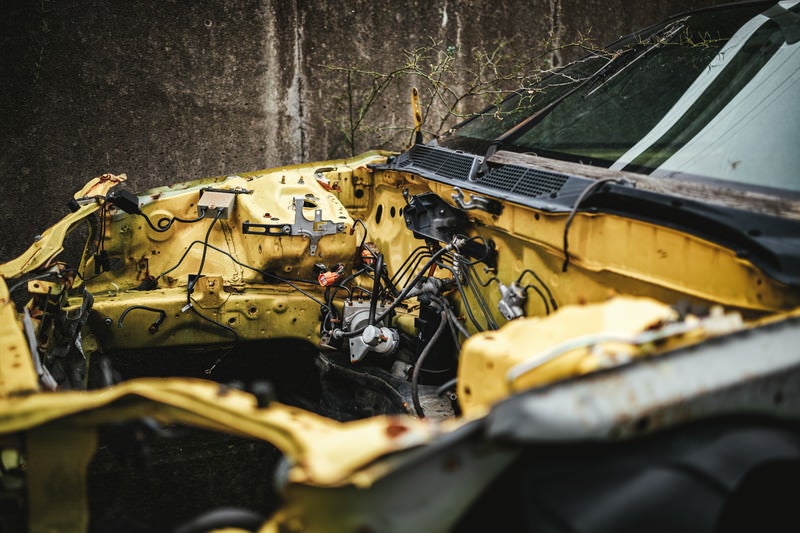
(0, 0), (719, 261)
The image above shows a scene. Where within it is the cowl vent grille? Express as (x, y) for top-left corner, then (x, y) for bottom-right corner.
(479, 165), (568, 198)
(387, 144), (596, 211)
(396, 145), (478, 181)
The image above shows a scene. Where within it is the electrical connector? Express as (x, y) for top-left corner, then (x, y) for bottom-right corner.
(106, 188), (142, 215)
(197, 190), (236, 219)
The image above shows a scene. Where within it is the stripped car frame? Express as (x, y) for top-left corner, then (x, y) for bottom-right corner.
(1, 1), (799, 532)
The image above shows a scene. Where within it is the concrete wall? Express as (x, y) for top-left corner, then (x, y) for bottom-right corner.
(0, 0), (719, 261)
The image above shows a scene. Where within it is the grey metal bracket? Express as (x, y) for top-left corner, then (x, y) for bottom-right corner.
(242, 196), (345, 255)
(451, 187), (503, 215)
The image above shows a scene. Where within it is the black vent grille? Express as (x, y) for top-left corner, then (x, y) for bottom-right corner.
(480, 165), (568, 197)
(397, 145), (475, 181)
(387, 145), (593, 211)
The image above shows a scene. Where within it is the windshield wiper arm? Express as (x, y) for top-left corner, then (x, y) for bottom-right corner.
(484, 18), (688, 162)
(585, 20), (686, 96)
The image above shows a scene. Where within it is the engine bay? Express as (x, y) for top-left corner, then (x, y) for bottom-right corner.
(2, 145), (799, 533)
(3, 3), (800, 529)
(9, 148), (798, 426)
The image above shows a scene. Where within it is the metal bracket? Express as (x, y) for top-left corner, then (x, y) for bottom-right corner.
(451, 187), (503, 215)
(191, 275), (229, 309)
(498, 281), (527, 320)
(242, 196), (346, 256)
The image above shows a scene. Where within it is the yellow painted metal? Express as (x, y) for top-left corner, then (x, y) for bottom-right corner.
(0, 378), (449, 488)
(81, 154), (391, 291)
(350, 167), (800, 345)
(38, 152), (392, 349)
(457, 296), (736, 416)
(360, 180), (433, 279)
(86, 178), (351, 294)
(26, 279), (63, 296)
(0, 374), (454, 531)
(0, 278), (38, 396)
(420, 178), (800, 314)
(85, 286), (324, 349)
(2, 150), (799, 531)
(0, 174), (126, 279)
(191, 274), (229, 309)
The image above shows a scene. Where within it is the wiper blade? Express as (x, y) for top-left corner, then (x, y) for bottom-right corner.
(584, 19), (687, 96)
(485, 65), (604, 160)
(485, 18), (688, 161)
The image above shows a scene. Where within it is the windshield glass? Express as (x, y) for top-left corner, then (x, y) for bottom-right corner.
(440, 2), (800, 192)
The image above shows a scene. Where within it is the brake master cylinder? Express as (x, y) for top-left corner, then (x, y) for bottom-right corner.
(341, 300), (399, 363)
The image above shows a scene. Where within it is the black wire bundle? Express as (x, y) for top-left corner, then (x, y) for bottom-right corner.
(141, 209), (209, 233)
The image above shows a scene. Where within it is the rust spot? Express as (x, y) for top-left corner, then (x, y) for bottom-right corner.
(385, 421), (408, 438)
(82, 174), (117, 195)
(135, 257), (150, 281)
(150, 193), (162, 201)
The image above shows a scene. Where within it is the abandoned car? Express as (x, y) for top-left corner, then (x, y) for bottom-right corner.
(1, 1), (799, 531)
